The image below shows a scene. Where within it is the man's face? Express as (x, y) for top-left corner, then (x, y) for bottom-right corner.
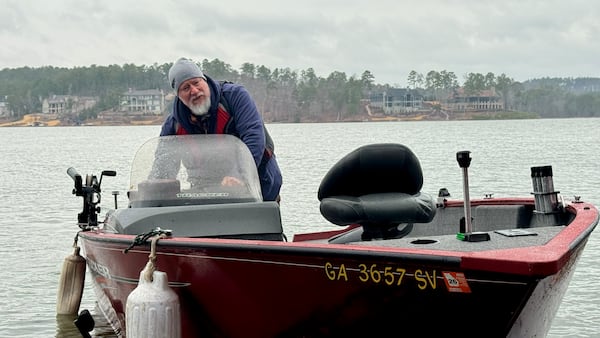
(178, 77), (211, 116)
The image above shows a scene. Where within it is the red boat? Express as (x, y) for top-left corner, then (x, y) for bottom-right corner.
(65, 135), (598, 338)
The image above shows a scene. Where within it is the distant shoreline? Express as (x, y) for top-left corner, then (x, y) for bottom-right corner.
(0, 110), (546, 127)
(0, 114), (164, 127)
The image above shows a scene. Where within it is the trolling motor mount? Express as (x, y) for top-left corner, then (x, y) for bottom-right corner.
(68, 167), (116, 228)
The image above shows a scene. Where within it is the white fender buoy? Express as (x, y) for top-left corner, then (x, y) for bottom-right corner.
(56, 246), (86, 315)
(126, 269), (181, 338)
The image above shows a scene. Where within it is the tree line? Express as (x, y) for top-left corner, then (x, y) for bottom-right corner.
(1, 59), (599, 122)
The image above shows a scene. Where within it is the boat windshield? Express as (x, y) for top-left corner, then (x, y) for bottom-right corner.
(127, 134), (263, 207)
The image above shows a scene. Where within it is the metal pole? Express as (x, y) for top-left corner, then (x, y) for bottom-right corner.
(457, 151), (472, 233)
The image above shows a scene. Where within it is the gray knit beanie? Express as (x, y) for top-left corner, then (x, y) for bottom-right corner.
(168, 57), (206, 91)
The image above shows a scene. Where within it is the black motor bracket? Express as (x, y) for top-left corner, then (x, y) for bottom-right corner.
(67, 167), (116, 228)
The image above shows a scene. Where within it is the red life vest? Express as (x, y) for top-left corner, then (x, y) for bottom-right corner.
(175, 101), (231, 135)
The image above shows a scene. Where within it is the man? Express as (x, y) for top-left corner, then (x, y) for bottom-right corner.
(160, 57), (282, 202)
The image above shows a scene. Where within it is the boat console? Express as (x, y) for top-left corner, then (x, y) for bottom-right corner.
(69, 135), (286, 241)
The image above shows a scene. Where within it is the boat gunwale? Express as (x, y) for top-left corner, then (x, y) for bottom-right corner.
(78, 197), (598, 278)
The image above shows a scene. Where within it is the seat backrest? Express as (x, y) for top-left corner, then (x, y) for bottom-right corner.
(318, 143), (424, 200)
(318, 144), (435, 234)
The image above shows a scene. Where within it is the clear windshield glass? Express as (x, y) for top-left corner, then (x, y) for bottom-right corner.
(128, 134), (262, 207)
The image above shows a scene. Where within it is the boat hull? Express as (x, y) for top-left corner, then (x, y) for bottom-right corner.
(79, 203), (594, 338)
(66, 136), (598, 337)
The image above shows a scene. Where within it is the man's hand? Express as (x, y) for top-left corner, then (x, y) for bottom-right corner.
(221, 176), (243, 187)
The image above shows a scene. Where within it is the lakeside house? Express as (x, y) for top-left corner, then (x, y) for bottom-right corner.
(366, 87), (504, 117)
(40, 89), (165, 117)
(443, 87), (504, 112)
(96, 88), (167, 123)
(119, 88), (165, 115)
(367, 88), (424, 115)
(0, 96), (8, 118)
(42, 95), (98, 115)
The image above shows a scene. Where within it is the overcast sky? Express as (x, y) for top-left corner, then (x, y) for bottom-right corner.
(2, 0), (599, 85)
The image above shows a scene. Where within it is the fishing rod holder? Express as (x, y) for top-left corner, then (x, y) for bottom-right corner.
(68, 167), (116, 228)
(530, 165), (564, 226)
(530, 166), (561, 213)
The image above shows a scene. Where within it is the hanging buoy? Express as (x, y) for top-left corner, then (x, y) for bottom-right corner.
(56, 245), (86, 315)
(126, 269), (181, 338)
(125, 234), (180, 338)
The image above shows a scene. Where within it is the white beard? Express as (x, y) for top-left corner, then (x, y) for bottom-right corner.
(188, 96), (211, 116)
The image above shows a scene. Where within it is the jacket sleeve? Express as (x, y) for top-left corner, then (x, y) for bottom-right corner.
(226, 85), (266, 167)
(159, 114), (177, 136)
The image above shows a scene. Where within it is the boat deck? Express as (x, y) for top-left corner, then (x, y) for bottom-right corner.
(353, 225), (565, 252)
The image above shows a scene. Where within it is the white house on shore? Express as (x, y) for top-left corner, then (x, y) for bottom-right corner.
(120, 88), (165, 115)
(42, 95), (98, 115)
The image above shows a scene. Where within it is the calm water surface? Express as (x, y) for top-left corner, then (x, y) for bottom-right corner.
(1, 118), (598, 337)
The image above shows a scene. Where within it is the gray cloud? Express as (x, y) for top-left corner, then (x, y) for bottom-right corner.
(2, 0), (599, 85)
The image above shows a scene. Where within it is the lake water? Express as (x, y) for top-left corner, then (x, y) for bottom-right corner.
(1, 118), (599, 337)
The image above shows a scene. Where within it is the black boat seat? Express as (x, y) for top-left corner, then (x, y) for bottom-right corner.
(318, 143), (436, 241)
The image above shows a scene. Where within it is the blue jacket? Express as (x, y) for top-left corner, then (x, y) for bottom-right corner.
(159, 75), (282, 201)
